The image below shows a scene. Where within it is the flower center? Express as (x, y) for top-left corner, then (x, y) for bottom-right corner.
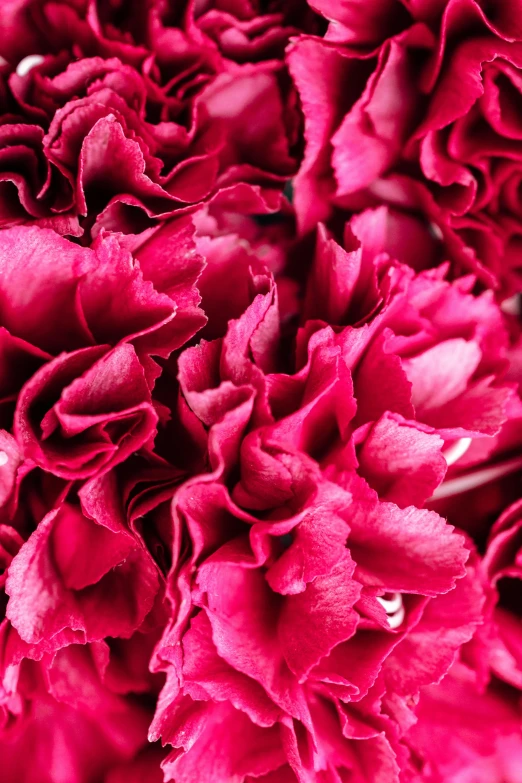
(376, 592), (405, 629)
(16, 55), (45, 77)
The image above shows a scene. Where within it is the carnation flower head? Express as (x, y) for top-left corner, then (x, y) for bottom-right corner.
(288, 0), (522, 298)
(146, 206), (519, 782)
(0, 0), (305, 238)
(0, 220), (204, 781)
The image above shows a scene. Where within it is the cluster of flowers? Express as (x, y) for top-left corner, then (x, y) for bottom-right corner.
(0, 1), (522, 781)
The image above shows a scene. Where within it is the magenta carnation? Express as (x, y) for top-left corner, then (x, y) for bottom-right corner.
(0, 2), (521, 782)
(288, 0), (522, 297)
(0, 0), (304, 237)
(144, 208), (520, 781)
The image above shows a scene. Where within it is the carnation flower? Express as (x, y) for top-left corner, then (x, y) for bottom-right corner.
(428, 321), (522, 543)
(403, 331), (522, 780)
(0, 224), (205, 476)
(0, 220), (202, 781)
(0, 0), (302, 237)
(145, 208), (519, 781)
(401, 498), (522, 782)
(288, 0), (522, 297)
(2, 0), (316, 67)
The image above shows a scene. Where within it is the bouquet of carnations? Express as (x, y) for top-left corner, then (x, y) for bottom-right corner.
(0, 1), (522, 781)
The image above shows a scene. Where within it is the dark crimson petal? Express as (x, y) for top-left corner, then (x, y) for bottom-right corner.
(15, 344), (158, 479)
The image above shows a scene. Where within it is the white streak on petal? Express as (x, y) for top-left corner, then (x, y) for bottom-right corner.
(16, 55), (44, 77)
(0, 451), (7, 466)
(429, 222), (443, 241)
(387, 603), (405, 629)
(376, 592), (402, 614)
(501, 295), (521, 316)
(443, 437), (472, 467)
(377, 593), (405, 629)
(431, 455), (522, 500)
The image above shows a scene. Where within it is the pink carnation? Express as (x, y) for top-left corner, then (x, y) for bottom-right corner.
(0, 0), (302, 237)
(146, 208), (516, 781)
(289, 0), (522, 297)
